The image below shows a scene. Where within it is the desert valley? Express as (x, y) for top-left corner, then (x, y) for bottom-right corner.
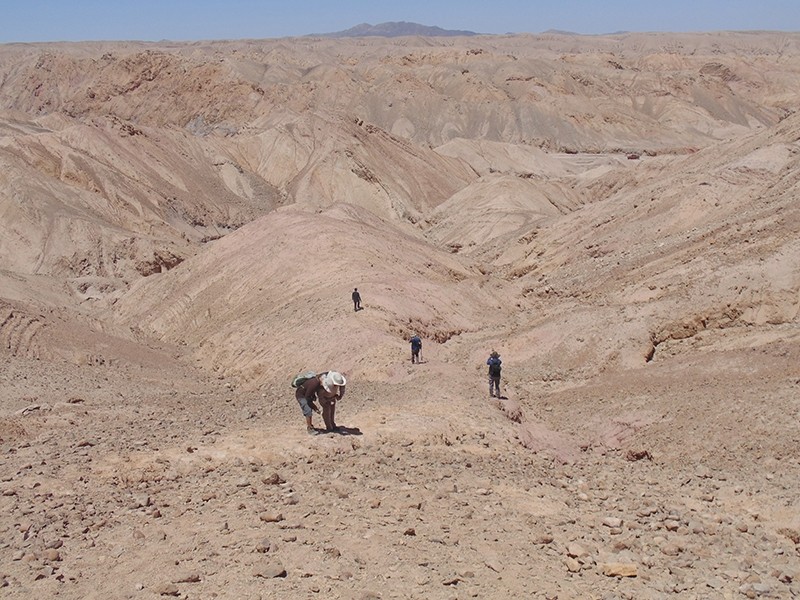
(0, 27), (799, 599)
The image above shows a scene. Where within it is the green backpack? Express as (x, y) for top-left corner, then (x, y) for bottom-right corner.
(291, 371), (317, 388)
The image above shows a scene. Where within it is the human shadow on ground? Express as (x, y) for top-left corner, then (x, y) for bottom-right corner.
(327, 425), (362, 436)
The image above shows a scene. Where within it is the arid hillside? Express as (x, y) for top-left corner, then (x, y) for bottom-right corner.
(1, 31), (798, 599)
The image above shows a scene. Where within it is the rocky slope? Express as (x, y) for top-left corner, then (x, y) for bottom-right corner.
(0, 31), (798, 599)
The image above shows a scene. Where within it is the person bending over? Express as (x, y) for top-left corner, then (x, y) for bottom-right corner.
(295, 371), (347, 434)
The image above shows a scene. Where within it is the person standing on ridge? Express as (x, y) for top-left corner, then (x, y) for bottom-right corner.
(410, 334), (422, 364)
(352, 288), (362, 311)
(294, 371), (347, 434)
(487, 350), (502, 398)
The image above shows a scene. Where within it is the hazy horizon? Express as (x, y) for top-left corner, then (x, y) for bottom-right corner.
(2, 0), (799, 43)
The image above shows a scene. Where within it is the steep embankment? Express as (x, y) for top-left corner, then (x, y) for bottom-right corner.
(222, 110), (476, 220)
(0, 111), (276, 282)
(3, 32), (797, 152)
(110, 203), (507, 385)
(0, 106), (475, 294)
(496, 111), (800, 371)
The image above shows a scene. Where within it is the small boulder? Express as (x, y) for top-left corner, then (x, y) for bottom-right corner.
(253, 562), (287, 578)
(259, 512), (284, 523)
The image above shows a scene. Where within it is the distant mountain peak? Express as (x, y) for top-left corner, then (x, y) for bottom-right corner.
(315, 21), (478, 38)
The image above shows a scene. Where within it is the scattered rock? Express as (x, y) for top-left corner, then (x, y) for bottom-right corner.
(566, 543), (589, 558)
(131, 494), (151, 509)
(154, 582), (180, 596)
(625, 449), (651, 461)
(262, 473), (285, 485)
(252, 562), (287, 578)
(695, 465), (713, 479)
(664, 519), (680, 531)
(35, 566), (54, 580)
(259, 512), (284, 523)
(778, 528), (800, 544)
(660, 542), (682, 556)
(42, 548), (61, 562)
(565, 557), (581, 573)
(601, 562), (638, 577)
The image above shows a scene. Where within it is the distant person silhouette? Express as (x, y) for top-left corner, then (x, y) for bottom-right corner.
(409, 334), (422, 364)
(487, 350), (502, 398)
(352, 288), (362, 312)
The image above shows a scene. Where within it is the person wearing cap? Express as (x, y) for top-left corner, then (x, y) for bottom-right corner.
(295, 371), (347, 434)
(487, 351), (502, 398)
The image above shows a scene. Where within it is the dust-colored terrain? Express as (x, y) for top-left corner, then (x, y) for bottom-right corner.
(1, 31), (799, 599)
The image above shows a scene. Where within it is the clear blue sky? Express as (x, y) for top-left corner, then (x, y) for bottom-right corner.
(2, 0), (799, 43)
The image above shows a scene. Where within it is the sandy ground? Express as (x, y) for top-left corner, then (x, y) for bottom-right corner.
(1, 31), (799, 599)
(1, 327), (798, 599)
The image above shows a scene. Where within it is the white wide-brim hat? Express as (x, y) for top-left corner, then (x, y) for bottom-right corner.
(322, 371), (346, 392)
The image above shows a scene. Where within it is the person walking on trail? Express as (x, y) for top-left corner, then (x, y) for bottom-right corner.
(295, 371), (347, 434)
(410, 334), (422, 364)
(487, 350), (502, 398)
(352, 288), (362, 312)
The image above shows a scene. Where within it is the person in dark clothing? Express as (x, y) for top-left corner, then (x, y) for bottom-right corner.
(295, 371), (347, 434)
(487, 350), (502, 398)
(410, 335), (422, 364)
(352, 288), (362, 311)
